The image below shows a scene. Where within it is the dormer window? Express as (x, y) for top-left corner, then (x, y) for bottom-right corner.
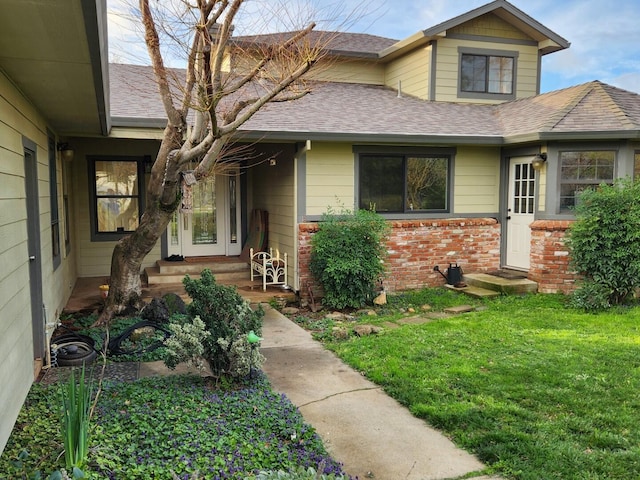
(458, 47), (518, 101)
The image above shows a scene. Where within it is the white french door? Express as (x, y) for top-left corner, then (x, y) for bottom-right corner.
(505, 157), (535, 270)
(167, 170), (241, 257)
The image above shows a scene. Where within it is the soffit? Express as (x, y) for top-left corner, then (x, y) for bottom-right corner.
(0, 0), (109, 136)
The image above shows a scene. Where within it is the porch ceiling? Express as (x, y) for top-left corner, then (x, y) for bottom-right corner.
(0, 0), (109, 136)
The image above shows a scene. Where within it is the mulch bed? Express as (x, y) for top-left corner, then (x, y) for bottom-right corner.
(38, 362), (140, 385)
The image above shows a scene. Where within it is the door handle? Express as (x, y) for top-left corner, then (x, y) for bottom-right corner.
(29, 255), (36, 261)
(506, 216), (512, 220)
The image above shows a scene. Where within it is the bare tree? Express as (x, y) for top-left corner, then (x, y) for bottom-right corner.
(97, 0), (331, 325)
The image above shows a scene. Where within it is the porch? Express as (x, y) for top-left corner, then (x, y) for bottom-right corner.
(63, 256), (295, 314)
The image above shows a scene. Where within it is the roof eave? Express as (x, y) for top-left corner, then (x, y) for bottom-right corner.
(381, 0), (570, 61)
(504, 130), (640, 143)
(234, 130), (505, 145)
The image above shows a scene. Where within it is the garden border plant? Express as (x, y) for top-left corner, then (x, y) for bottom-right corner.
(310, 207), (389, 310)
(566, 177), (640, 310)
(163, 269), (265, 378)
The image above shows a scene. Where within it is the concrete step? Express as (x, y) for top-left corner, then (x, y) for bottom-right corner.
(157, 258), (249, 275)
(463, 272), (538, 295)
(145, 265), (249, 285)
(445, 284), (501, 298)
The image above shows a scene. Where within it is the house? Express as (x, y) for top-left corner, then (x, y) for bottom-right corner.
(2, 0), (640, 453)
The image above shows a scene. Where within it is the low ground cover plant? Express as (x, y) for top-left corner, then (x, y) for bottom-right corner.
(323, 292), (640, 479)
(0, 374), (346, 479)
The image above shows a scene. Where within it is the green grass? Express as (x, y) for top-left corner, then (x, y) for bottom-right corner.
(0, 374), (347, 479)
(326, 292), (640, 479)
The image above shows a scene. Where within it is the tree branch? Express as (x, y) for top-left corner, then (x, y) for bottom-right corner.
(225, 22), (317, 96)
(219, 58), (317, 136)
(139, 0), (182, 129)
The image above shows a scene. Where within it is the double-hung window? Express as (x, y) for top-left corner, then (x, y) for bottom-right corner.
(459, 48), (517, 100)
(89, 157), (144, 240)
(559, 150), (615, 212)
(358, 153), (450, 213)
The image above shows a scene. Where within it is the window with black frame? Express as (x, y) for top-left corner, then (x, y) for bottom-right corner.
(91, 159), (142, 236)
(359, 154), (449, 213)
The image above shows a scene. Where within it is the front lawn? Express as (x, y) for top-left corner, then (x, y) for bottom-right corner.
(0, 373), (346, 479)
(322, 293), (640, 479)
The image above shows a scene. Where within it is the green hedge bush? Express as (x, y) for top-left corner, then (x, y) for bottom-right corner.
(566, 177), (640, 309)
(178, 269), (264, 377)
(310, 208), (389, 309)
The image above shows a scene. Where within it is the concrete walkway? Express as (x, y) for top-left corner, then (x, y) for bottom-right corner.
(260, 306), (495, 480)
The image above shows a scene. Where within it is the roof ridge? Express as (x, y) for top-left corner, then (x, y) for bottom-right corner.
(539, 82), (599, 131)
(593, 81), (637, 129)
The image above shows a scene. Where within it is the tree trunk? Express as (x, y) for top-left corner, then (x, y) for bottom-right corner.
(94, 178), (178, 326)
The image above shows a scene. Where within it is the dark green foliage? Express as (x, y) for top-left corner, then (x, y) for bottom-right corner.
(183, 269), (264, 377)
(310, 208), (389, 309)
(566, 177), (640, 309)
(0, 375), (346, 479)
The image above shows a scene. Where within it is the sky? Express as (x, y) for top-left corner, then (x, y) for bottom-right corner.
(107, 0), (640, 94)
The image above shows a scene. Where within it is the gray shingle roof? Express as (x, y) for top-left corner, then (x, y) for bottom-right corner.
(497, 81), (640, 139)
(231, 31), (398, 57)
(242, 82), (501, 139)
(109, 63), (640, 143)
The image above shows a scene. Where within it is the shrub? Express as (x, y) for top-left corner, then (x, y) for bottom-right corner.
(310, 208), (389, 310)
(163, 316), (211, 371)
(566, 177), (640, 309)
(182, 269), (264, 377)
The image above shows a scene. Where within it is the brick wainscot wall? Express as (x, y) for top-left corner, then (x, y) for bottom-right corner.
(298, 218), (501, 298)
(529, 220), (580, 294)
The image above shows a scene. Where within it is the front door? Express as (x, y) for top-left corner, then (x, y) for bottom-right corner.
(167, 170), (241, 257)
(505, 157), (535, 270)
(24, 146), (45, 360)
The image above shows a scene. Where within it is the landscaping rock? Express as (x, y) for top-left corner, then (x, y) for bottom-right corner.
(332, 327), (350, 340)
(421, 304), (432, 311)
(326, 311), (348, 321)
(282, 307), (300, 316)
(373, 291), (387, 305)
(444, 305), (476, 314)
(141, 297), (170, 324)
(353, 325), (383, 336)
(397, 316), (434, 326)
(163, 292), (187, 315)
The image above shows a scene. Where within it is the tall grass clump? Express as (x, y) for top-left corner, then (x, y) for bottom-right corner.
(60, 366), (93, 473)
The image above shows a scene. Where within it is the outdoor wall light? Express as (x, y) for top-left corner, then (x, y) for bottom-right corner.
(531, 152), (547, 171)
(57, 143), (74, 162)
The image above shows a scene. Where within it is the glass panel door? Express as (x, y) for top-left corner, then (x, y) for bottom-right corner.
(166, 169), (242, 257)
(182, 175), (225, 256)
(506, 157), (535, 270)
